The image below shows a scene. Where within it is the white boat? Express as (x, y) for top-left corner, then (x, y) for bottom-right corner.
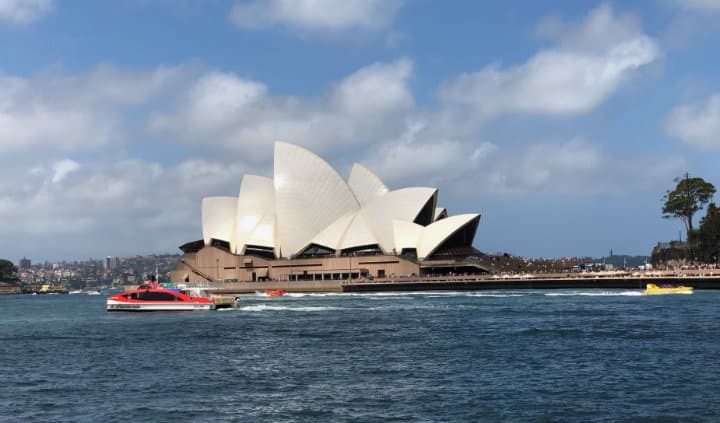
(70, 289), (101, 295)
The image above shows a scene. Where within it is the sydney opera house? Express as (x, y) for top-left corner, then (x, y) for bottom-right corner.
(170, 142), (485, 284)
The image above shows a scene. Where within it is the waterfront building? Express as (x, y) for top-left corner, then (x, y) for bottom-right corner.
(171, 142), (485, 283)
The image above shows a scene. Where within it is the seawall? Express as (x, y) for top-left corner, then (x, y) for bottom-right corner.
(343, 276), (720, 292)
(198, 273), (720, 294)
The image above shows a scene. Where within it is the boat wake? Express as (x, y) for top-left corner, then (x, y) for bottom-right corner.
(467, 293), (526, 298)
(240, 304), (344, 312)
(544, 291), (643, 297)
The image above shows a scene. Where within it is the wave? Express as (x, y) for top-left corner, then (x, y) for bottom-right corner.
(240, 304), (343, 312)
(544, 291), (643, 297)
(261, 291), (473, 298)
(286, 291), (526, 298)
(466, 293), (526, 298)
(242, 290), (645, 301)
(285, 292), (345, 298)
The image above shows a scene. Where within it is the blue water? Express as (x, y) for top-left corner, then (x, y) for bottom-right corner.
(1, 290), (719, 422)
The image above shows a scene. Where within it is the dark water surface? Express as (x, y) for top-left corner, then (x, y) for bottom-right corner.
(1, 290), (719, 422)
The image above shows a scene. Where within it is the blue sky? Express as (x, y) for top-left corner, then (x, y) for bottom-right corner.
(1, 0), (720, 262)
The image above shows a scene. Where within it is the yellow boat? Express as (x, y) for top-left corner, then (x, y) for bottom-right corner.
(643, 283), (693, 295)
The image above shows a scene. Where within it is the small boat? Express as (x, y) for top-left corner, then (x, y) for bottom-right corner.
(643, 283), (693, 295)
(265, 289), (287, 297)
(106, 281), (215, 311)
(70, 289), (101, 295)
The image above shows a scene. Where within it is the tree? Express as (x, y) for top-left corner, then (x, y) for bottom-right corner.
(0, 259), (18, 282)
(662, 174), (716, 236)
(697, 203), (720, 263)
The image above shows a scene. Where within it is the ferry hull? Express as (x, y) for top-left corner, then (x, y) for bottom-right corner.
(106, 299), (214, 311)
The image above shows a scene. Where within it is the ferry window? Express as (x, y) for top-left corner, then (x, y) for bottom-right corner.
(137, 291), (177, 301)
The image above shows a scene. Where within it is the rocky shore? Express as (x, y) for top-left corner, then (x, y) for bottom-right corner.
(0, 282), (21, 295)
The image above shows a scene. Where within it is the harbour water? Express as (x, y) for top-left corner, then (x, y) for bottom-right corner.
(1, 290), (719, 422)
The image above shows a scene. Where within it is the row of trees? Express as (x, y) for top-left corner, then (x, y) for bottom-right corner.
(662, 175), (719, 263)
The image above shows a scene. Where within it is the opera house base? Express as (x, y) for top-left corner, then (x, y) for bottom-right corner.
(170, 246), (422, 287)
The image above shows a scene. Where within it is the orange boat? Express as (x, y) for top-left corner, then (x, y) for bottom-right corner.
(265, 289), (287, 297)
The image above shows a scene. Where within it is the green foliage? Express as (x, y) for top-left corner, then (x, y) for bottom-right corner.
(662, 175), (716, 234)
(651, 242), (690, 265)
(0, 259), (18, 282)
(696, 203), (720, 263)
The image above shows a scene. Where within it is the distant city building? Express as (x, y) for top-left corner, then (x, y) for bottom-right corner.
(18, 257), (31, 269)
(103, 256), (118, 270)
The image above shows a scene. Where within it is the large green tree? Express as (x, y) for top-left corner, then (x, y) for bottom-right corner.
(662, 175), (716, 236)
(697, 203), (720, 262)
(0, 259), (18, 282)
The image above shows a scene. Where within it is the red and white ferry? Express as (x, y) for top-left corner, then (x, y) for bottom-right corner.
(106, 281), (215, 312)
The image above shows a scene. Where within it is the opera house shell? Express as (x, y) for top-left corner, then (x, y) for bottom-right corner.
(171, 142), (484, 284)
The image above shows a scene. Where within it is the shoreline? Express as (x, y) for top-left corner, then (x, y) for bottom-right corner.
(198, 272), (720, 294)
(5, 270), (720, 296)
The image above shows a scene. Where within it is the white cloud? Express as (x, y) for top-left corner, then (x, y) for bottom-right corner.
(0, 0), (52, 25)
(487, 139), (603, 195)
(665, 93), (720, 148)
(462, 139), (684, 197)
(0, 157), (253, 258)
(0, 64), (188, 152)
(51, 159), (79, 183)
(440, 4), (659, 118)
(357, 118), (495, 186)
(362, 134), (683, 199)
(230, 0), (404, 32)
(149, 59), (414, 158)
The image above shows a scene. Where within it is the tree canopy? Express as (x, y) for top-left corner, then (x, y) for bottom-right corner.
(662, 175), (716, 235)
(697, 203), (720, 262)
(0, 259), (18, 282)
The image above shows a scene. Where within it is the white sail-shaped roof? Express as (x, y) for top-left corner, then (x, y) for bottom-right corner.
(202, 196), (238, 246)
(234, 175), (275, 253)
(391, 213), (480, 259)
(245, 213), (276, 251)
(393, 219), (423, 253)
(311, 211), (356, 250)
(311, 210), (380, 252)
(418, 214), (480, 258)
(361, 187), (437, 253)
(274, 141), (360, 257)
(339, 213), (378, 250)
(434, 207), (448, 221)
(348, 163), (389, 205)
(196, 142), (480, 261)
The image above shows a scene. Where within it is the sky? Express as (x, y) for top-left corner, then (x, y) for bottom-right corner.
(1, 0), (720, 262)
